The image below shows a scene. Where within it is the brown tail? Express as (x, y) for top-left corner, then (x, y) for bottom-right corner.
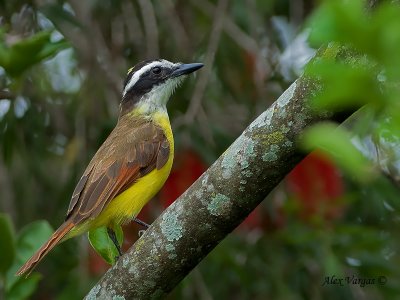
(16, 221), (75, 276)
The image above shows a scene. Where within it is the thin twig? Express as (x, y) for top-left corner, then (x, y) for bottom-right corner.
(185, 0), (270, 117)
(0, 90), (14, 99)
(0, 160), (16, 222)
(138, 0), (159, 58)
(191, 0), (270, 84)
(191, 0), (259, 56)
(159, 0), (191, 57)
(121, 1), (144, 52)
(290, 0), (304, 27)
(183, 0), (229, 124)
(68, 0), (121, 115)
(192, 269), (213, 300)
(92, 23), (124, 95)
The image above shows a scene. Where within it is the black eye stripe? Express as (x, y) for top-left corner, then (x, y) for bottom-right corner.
(123, 59), (163, 90)
(133, 78), (155, 94)
(140, 70), (151, 78)
(123, 74), (168, 102)
(152, 67), (162, 74)
(133, 66), (168, 87)
(122, 59), (176, 104)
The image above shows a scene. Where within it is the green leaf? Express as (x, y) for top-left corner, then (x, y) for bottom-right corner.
(5, 273), (41, 300)
(15, 220), (54, 264)
(0, 213), (16, 275)
(305, 59), (381, 111)
(88, 225), (123, 265)
(369, 3), (400, 76)
(307, 0), (370, 50)
(307, 0), (400, 78)
(376, 112), (400, 145)
(301, 123), (374, 181)
(5, 221), (53, 291)
(0, 30), (69, 77)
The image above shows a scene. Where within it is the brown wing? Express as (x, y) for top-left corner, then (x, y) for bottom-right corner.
(66, 116), (170, 224)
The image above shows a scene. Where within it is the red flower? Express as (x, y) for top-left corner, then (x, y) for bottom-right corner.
(286, 151), (345, 221)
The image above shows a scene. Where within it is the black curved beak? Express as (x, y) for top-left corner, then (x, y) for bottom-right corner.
(171, 63), (204, 78)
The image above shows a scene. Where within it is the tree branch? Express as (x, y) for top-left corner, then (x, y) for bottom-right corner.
(84, 45), (358, 299)
(0, 90), (14, 100)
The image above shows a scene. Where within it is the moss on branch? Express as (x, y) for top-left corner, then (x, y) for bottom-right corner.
(85, 44), (361, 300)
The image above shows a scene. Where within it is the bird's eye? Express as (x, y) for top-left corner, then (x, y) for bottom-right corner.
(152, 67), (162, 74)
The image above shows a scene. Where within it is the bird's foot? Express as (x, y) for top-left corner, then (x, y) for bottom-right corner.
(107, 227), (123, 257)
(133, 217), (150, 229)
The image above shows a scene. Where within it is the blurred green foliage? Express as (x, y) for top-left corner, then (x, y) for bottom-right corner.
(295, 1), (400, 298)
(0, 214), (15, 275)
(301, 123), (373, 181)
(0, 215), (53, 300)
(304, 0), (400, 178)
(0, 30), (68, 78)
(0, 0), (399, 299)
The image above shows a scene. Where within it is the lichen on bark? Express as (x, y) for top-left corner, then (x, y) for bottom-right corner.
(84, 44), (363, 300)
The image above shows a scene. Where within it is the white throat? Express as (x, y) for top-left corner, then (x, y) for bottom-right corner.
(134, 77), (184, 114)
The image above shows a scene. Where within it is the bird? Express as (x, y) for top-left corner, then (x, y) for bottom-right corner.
(16, 59), (204, 276)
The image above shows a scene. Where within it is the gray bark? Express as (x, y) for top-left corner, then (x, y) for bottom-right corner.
(85, 45), (358, 299)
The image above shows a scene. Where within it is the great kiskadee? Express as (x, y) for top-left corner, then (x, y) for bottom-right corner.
(16, 59), (203, 276)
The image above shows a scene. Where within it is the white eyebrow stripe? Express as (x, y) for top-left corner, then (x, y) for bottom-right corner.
(123, 61), (159, 96)
(123, 60), (178, 96)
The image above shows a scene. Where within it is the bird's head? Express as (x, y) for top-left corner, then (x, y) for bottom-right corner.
(121, 59), (203, 116)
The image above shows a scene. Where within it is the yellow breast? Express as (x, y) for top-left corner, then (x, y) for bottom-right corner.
(89, 112), (174, 228)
